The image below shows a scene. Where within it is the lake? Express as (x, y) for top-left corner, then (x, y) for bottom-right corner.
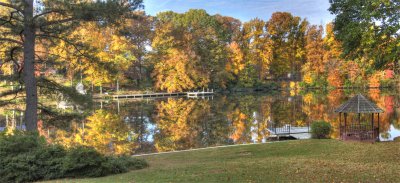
(1, 89), (400, 155)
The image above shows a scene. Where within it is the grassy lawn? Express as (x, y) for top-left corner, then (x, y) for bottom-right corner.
(46, 140), (400, 183)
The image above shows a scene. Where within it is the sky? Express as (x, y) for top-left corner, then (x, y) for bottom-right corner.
(143, 0), (335, 25)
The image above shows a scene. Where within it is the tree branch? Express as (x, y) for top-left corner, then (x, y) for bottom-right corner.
(0, 2), (23, 12)
(39, 17), (75, 27)
(33, 9), (66, 20)
(0, 38), (23, 45)
(36, 34), (88, 58)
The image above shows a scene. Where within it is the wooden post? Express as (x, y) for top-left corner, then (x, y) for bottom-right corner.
(371, 113), (374, 130)
(377, 113), (380, 133)
(344, 113), (347, 135)
(358, 113), (361, 125)
(116, 80), (119, 93)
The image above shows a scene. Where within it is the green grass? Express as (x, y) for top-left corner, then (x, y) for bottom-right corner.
(45, 140), (400, 183)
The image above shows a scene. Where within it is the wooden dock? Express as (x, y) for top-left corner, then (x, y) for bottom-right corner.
(187, 89), (214, 98)
(110, 89), (214, 100)
(267, 123), (311, 139)
(112, 92), (185, 99)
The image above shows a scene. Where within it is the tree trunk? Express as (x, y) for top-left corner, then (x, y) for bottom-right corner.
(23, 0), (38, 131)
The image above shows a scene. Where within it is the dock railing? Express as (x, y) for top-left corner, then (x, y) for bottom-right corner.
(267, 120), (310, 135)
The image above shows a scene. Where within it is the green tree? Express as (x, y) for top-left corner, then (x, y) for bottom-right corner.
(123, 12), (154, 87)
(329, 0), (400, 72)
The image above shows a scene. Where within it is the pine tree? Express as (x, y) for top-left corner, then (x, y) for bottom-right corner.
(0, 0), (143, 131)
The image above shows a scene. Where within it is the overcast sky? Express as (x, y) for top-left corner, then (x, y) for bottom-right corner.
(143, 0), (335, 25)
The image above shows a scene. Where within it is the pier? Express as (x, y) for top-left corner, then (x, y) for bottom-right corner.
(187, 89), (214, 98)
(109, 89), (214, 100)
(267, 121), (311, 139)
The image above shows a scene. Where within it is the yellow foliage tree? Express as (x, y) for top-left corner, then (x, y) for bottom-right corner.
(324, 23), (345, 87)
(226, 42), (245, 75)
(50, 23), (136, 87)
(152, 48), (209, 92)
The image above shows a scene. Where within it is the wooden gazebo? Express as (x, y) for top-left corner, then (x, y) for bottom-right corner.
(334, 94), (384, 142)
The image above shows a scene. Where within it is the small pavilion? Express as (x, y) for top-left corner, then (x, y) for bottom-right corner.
(334, 94), (384, 142)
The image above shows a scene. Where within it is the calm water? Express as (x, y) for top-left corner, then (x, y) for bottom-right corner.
(1, 89), (400, 155)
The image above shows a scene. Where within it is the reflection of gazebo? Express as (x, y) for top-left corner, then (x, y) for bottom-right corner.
(334, 94), (384, 142)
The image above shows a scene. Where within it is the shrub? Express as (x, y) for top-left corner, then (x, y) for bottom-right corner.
(104, 156), (148, 173)
(63, 146), (108, 177)
(311, 121), (332, 139)
(0, 132), (147, 183)
(0, 132), (66, 182)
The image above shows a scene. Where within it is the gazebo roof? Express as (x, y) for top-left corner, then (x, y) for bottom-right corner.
(334, 94), (384, 113)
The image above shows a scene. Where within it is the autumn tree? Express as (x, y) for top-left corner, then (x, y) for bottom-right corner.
(214, 14), (242, 43)
(266, 12), (308, 80)
(151, 10), (231, 92)
(302, 25), (326, 87)
(305, 25), (325, 75)
(152, 48), (207, 92)
(242, 18), (271, 84)
(324, 23), (345, 87)
(0, 0), (143, 131)
(226, 42), (245, 83)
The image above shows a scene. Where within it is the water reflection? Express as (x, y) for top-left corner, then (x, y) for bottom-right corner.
(1, 89), (400, 154)
(49, 110), (137, 155)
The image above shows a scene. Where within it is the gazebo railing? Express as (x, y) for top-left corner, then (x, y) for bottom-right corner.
(340, 124), (379, 141)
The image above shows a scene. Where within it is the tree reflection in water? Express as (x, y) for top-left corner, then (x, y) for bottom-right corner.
(54, 110), (137, 155)
(2, 89), (400, 155)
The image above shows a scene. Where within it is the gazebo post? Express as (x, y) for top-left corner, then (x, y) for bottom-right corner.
(358, 113), (361, 125)
(371, 113), (374, 130)
(339, 113), (342, 139)
(344, 113), (347, 135)
(378, 113), (380, 132)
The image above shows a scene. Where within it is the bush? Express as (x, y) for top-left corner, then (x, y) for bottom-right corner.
(63, 146), (108, 177)
(311, 121), (332, 139)
(0, 132), (148, 183)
